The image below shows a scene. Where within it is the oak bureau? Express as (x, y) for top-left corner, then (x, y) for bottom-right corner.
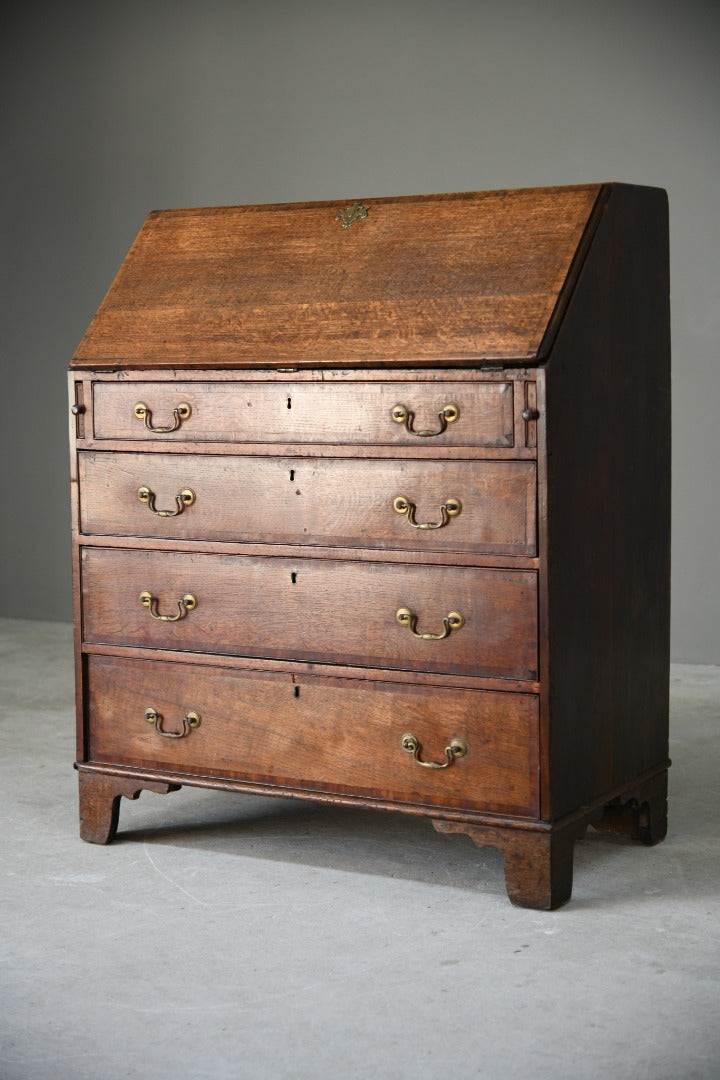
(68, 183), (670, 909)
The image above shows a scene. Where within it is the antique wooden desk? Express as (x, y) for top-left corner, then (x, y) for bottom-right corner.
(68, 183), (670, 908)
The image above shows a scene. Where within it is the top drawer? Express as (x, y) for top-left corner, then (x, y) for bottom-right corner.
(91, 380), (515, 447)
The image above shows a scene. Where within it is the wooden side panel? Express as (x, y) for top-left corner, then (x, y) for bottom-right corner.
(79, 452), (537, 556)
(91, 379), (514, 447)
(544, 184), (670, 818)
(68, 373), (87, 763)
(81, 547), (538, 680)
(86, 654), (540, 816)
(71, 185), (600, 368)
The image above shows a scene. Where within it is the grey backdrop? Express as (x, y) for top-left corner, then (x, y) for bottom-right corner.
(1, 0), (718, 663)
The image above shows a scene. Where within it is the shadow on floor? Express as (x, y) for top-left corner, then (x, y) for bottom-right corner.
(109, 782), (701, 903)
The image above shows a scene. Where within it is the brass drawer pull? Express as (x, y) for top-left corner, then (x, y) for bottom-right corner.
(401, 733), (468, 769)
(139, 591), (197, 621)
(393, 495), (461, 530)
(134, 401), (191, 433)
(137, 486), (195, 517)
(391, 402), (459, 437)
(396, 607), (464, 640)
(145, 707), (201, 739)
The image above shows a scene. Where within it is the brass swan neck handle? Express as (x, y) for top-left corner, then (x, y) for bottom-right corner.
(391, 402), (459, 437)
(396, 607), (464, 641)
(139, 591), (197, 622)
(134, 401), (192, 433)
(393, 495), (461, 530)
(137, 486), (195, 517)
(401, 733), (468, 769)
(145, 707), (201, 739)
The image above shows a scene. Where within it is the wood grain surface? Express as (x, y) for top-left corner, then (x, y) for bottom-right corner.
(78, 451), (537, 555)
(91, 379), (515, 446)
(71, 185), (601, 368)
(86, 654), (539, 816)
(81, 546), (538, 680)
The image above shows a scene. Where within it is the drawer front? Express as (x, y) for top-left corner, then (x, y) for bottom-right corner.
(82, 547), (538, 680)
(79, 452), (537, 556)
(86, 655), (540, 816)
(92, 380), (514, 447)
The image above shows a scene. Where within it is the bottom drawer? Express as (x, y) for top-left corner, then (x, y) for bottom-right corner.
(86, 655), (540, 817)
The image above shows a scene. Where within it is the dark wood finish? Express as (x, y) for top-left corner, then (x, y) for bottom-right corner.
(75, 760), (666, 839)
(86, 654), (539, 816)
(77, 440), (538, 462)
(91, 379), (515, 446)
(83, 642), (540, 695)
(79, 451), (537, 556)
(69, 182), (670, 909)
(592, 771), (668, 846)
(541, 184), (670, 818)
(81, 546), (538, 680)
(78, 769), (180, 844)
(435, 765), (668, 909)
(433, 818), (582, 910)
(68, 373), (86, 763)
(71, 185), (601, 369)
(73, 533), (539, 571)
(501, 827), (577, 910)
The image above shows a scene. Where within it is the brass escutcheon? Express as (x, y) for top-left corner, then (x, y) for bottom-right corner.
(400, 733), (468, 769)
(139, 591), (197, 622)
(137, 486), (196, 517)
(335, 201), (369, 228)
(390, 403), (459, 437)
(396, 607), (464, 641)
(145, 707), (201, 739)
(393, 495), (462, 530)
(134, 401), (192, 433)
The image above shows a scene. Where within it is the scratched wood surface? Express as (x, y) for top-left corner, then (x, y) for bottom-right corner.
(71, 185), (601, 368)
(86, 654), (540, 816)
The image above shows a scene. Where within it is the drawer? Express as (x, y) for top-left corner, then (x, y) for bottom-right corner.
(81, 547), (538, 680)
(86, 655), (540, 816)
(79, 452), (537, 556)
(91, 380), (515, 446)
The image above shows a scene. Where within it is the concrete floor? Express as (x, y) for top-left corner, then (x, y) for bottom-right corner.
(1, 617), (718, 1080)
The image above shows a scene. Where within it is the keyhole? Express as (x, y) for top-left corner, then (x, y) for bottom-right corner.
(289, 469), (295, 481)
(291, 571), (297, 584)
(287, 397), (292, 409)
(294, 686), (300, 698)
